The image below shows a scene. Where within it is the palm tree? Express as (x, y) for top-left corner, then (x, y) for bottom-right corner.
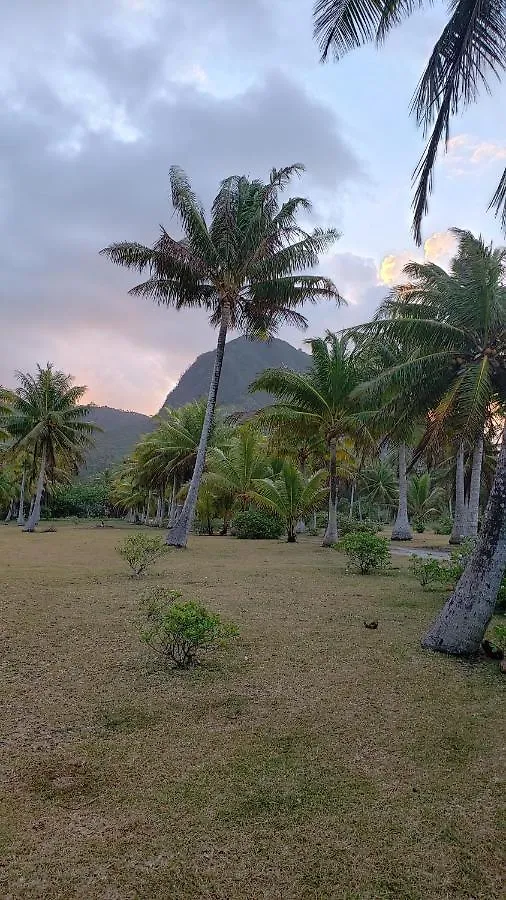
(359, 457), (398, 522)
(407, 472), (444, 531)
(205, 426), (272, 512)
(101, 164), (342, 547)
(350, 230), (506, 652)
(252, 462), (327, 542)
(313, 0), (506, 241)
(8, 365), (98, 532)
(251, 332), (371, 545)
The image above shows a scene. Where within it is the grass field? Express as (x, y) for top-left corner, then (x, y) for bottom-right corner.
(0, 522), (504, 899)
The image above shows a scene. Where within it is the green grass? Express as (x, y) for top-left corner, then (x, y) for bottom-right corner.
(0, 521), (503, 899)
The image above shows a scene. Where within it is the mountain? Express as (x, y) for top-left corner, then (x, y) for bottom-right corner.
(84, 406), (155, 475)
(162, 335), (310, 412)
(82, 337), (310, 474)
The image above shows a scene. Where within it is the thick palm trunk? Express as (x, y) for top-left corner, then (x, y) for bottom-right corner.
(391, 443), (412, 541)
(464, 436), (483, 538)
(167, 302), (230, 547)
(422, 422), (506, 656)
(23, 448), (46, 532)
(287, 522), (297, 543)
(17, 472), (26, 526)
(449, 443), (466, 545)
(322, 438), (338, 546)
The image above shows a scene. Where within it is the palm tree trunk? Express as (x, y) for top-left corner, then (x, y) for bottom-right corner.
(295, 518), (305, 533)
(167, 301), (230, 547)
(349, 482), (355, 519)
(464, 436), (483, 538)
(449, 443), (466, 545)
(17, 472), (26, 526)
(322, 438), (338, 546)
(287, 521), (297, 543)
(391, 443), (412, 541)
(168, 480), (177, 527)
(4, 499), (13, 523)
(422, 422), (506, 655)
(23, 447), (46, 532)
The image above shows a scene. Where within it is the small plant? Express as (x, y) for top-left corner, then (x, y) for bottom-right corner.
(448, 539), (477, 582)
(338, 515), (379, 536)
(492, 622), (506, 651)
(411, 556), (451, 587)
(117, 533), (169, 576)
(140, 588), (238, 668)
(231, 510), (283, 540)
(338, 531), (390, 575)
(412, 517), (426, 534)
(434, 515), (453, 535)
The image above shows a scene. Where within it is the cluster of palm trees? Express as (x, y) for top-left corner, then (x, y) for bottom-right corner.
(0, 365), (97, 531)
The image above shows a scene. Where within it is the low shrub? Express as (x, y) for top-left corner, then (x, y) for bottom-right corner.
(338, 516), (379, 537)
(117, 533), (169, 576)
(140, 588), (238, 668)
(448, 539), (476, 581)
(411, 556), (451, 587)
(231, 510), (283, 540)
(492, 622), (506, 650)
(412, 517), (426, 533)
(338, 531), (390, 575)
(434, 515), (453, 535)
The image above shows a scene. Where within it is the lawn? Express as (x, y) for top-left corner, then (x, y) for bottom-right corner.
(0, 523), (504, 899)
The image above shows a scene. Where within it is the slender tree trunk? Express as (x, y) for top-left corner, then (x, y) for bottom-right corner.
(167, 302), (230, 547)
(168, 480), (177, 528)
(322, 438), (338, 546)
(17, 472), (26, 526)
(358, 498), (363, 522)
(449, 443), (466, 545)
(4, 499), (13, 523)
(23, 448), (46, 532)
(391, 443), (412, 541)
(422, 422), (506, 656)
(349, 482), (355, 520)
(464, 436), (484, 538)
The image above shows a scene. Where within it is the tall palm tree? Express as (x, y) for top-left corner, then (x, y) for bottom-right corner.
(8, 365), (97, 532)
(251, 332), (371, 545)
(313, 0), (506, 241)
(101, 164), (342, 547)
(351, 230), (506, 653)
(252, 462), (328, 542)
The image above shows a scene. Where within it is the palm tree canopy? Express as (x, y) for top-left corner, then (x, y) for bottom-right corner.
(408, 472), (444, 520)
(8, 364), (98, 477)
(313, 0), (506, 241)
(251, 331), (372, 450)
(252, 462), (328, 523)
(352, 230), (506, 454)
(206, 426), (272, 508)
(101, 164), (343, 335)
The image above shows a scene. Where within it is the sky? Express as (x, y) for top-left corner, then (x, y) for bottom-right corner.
(1, 0), (506, 413)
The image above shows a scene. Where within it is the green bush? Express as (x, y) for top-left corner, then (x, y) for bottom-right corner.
(411, 556), (451, 587)
(231, 510), (283, 540)
(338, 516), (379, 537)
(434, 515), (453, 535)
(117, 533), (169, 576)
(412, 517), (426, 533)
(140, 588), (238, 668)
(338, 531), (390, 575)
(448, 539), (476, 581)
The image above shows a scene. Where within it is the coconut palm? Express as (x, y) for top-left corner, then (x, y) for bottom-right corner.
(351, 230), (506, 652)
(251, 332), (371, 545)
(7, 365), (97, 532)
(101, 164), (342, 547)
(205, 426), (272, 512)
(314, 0), (506, 241)
(359, 458), (398, 521)
(252, 462), (328, 542)
(407, 473), (444, 531)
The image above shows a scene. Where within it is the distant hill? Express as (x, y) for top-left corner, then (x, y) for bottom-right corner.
(162, 335), (310, 412)
(83, 406), (155, 475)
(82, 336), (310, 474)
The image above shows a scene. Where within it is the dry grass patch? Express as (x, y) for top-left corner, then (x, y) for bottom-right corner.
(0, 522), (504, 899)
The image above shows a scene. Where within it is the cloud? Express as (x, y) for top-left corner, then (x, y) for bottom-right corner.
(0, 5), (364, 413)
(378, 229), (457, 286)
(444, 134), (506, 174)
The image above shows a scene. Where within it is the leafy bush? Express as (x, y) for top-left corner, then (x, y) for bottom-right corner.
(492, 622), (506, 650)
(411, 556), (451, 587)
(434, 515), (453, 535)
(338, 515), (379, 537)
(117, 533), (169, 576)
(338, 531), (390, 575)
(231, 510), (283, 540)
(140, 588), (238, 668)
(448, 539), (476, 581)
(412, 517), (426, 533)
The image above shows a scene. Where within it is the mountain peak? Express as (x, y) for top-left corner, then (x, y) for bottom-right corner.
(162, 335), (309, 412)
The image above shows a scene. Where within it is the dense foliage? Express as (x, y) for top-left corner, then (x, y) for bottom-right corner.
(231, 509), (284, 540)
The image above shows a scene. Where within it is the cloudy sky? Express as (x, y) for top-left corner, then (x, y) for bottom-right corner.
(2, 0), (506, 413)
